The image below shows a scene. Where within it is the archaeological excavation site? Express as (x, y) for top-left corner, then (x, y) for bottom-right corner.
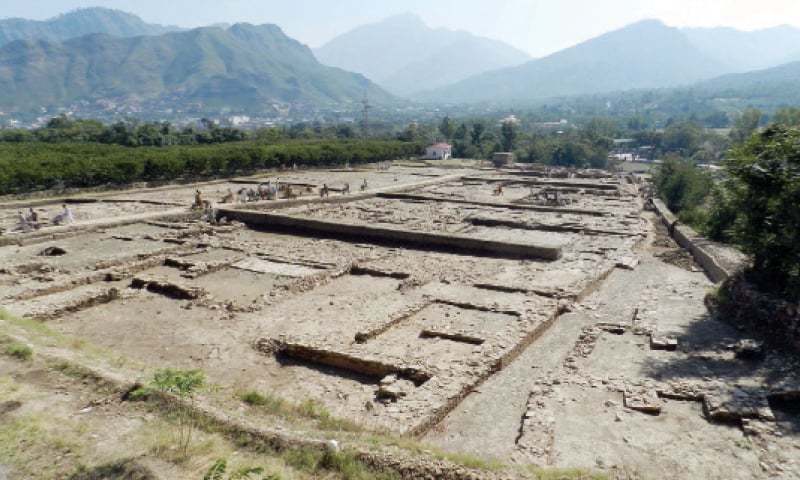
(1, 162), (799, 480)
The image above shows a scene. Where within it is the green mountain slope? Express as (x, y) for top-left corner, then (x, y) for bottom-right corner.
(692, 61), (800, 103)
(0, 23), (393, 113)
(420, 20), (729, 104)
(0, 7), (179, 47)
(314, 13), (529, 96)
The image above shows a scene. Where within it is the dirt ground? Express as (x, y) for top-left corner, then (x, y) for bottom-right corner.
(1, 164), (797, 479)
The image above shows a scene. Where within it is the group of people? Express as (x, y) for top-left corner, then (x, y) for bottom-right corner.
(11, 204), (75, 233)
(192, 177), (373, 208)
(319, 179), (369, 198)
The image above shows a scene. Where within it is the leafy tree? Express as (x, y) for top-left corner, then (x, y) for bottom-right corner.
(663, 121), (702, 154)
(439, 116), (455, 141)
(653, 155), (712, 216)
(500, 121), (517, 151)
(730, 109), (763, 144)
(723, 125), (800, 298)
(453, 123), (468, 141)
(470, 122), (485, 146)
(773, 108), (800, 127)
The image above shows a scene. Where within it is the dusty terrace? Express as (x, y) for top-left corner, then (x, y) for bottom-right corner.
(1, 162), (799, 479)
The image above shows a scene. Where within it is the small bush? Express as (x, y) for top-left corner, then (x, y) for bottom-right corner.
(203, 458), (276, 480)
(239, 391), (285, 414)
(4, 342), (33, 361)
(149, 368), (206, 461)
(283, 448), (322, 471)
(296, 399), (326, 419)
(653, 155), (712, 217)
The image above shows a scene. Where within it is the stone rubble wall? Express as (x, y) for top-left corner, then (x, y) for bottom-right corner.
(652, 200), (800, 351)
(651, 199), (746, 283)
(217, 209), (564, 261)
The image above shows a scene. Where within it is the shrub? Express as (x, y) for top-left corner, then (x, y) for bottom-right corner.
(239, 391), (285, 415)
(3, 342), (33, 361)
(723, 125), (800, 299)
(150, 368), (205, 461)
(653, 155), (712, 214)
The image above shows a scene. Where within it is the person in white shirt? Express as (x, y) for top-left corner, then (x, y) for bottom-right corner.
(52, 204), (75, 225)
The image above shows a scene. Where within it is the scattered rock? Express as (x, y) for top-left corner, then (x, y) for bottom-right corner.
(615, 256), (639, 270)
(38, 246), (67, 257)
(624, 389), (662, 415)
(703, 388), (775, 423)
(650, 335), (678, 351)
(733, 339), (765, 361)
(377, 375), (416, 402)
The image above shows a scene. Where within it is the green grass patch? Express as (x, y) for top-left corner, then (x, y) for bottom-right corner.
(3, 341), (33, 361)
(528, 467), (608, 480)
(239, 390), (286, 414)
(282, 448), (398, 480)
(239, 391), (362, 433)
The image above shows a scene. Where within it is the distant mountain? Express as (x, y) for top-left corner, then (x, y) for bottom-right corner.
(0, 7), (179, 47)
(693, 60), (800, 102)
(314, 13), (530, 96)
(419, 20), (730, 104)
(682, 25), (800, 72)
(0, 24), (393, 113)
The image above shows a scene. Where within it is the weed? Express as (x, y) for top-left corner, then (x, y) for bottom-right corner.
(283, 448), (322, 471)
(239, 390), (362, 432)
(296, 399), (325, 419)
(239, 391), (286, 414)
(3, 342), (32, 361)
(528, 466), (609, 480)
(203, 458), (281, 480)
(149, 368), (206, 461)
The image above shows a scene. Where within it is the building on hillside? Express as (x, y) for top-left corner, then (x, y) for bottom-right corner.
(425, 143), (452, 160)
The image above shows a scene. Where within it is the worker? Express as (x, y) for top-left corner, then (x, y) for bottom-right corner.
(192, 190), (204, 209)
(27, 208), (39, 224)
(361, 179), (368, 191)
(14, 211), (31, 231)
(220, 189), (235, 204)
(52, 204), (75, 225)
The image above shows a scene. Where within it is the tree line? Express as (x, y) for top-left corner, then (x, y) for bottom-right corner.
(0, 140), (422, 195)
(654, 114), (800, 301)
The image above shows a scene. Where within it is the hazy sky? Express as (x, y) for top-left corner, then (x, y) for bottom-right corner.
(3, 0), (800, 57)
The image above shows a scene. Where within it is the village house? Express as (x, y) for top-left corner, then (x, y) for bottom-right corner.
(424, 143), (452, 160)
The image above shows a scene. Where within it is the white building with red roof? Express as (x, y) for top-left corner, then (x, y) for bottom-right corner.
(424, 143), (452, 160)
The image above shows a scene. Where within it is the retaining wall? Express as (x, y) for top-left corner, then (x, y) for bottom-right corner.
(651, 199), (746, 283)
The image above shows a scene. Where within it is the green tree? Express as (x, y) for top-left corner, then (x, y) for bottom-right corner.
(500, 121), (518, 151)
(773, 108), (800, 127)
(730, 109), (763, 144)
(653, 155), (712, 215)
(724, 125), (800, 298)
(663, 121), (702, 154)
(439, 116), (455, 141)
(453, 123), (468, 141)
(470, 122), (485, 146)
